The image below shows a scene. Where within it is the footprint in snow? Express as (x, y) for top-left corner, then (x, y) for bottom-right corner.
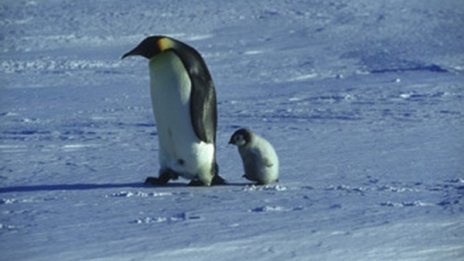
(132, 212), (202, 224)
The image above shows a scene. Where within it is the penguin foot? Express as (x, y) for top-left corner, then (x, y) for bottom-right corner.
(187, 175), (227, 186)
(145, 169), (179, 186)
(211, 174), (227, 185)
(187, 179), (205, 186)
(254, 179), (278, 186)
(145, 176), (166, 185)
(242, 174), (255, 183)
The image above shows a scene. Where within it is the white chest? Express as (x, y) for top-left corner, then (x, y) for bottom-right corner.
(148, 52), (214, 180)
(149, 52), (191, 110)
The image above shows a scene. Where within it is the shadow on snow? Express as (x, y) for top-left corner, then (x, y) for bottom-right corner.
(0, 182), (174, 193)
(0, 181), (251, 193)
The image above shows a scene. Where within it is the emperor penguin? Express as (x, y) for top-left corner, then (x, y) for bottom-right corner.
(122, 36), (226, 186)
(229, 128), (279, 185)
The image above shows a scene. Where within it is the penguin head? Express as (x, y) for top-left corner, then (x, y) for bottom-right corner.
(229, 128), (252, 147)
(122, 36), (176, 59)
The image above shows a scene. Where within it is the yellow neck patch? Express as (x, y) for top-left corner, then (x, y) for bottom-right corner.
(157, 37), (174, 51)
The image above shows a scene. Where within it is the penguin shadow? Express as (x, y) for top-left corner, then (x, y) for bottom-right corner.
(0, 181), (254, 193)
(0, 182), (148, 194)
(221, 182), (257, 187)
(144, 181), (255, 188)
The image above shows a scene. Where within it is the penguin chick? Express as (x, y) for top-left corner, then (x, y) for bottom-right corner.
(229, 128), (279, 185)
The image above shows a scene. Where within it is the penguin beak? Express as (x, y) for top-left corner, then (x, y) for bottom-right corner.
(121, 39), (159, 60)
(121, 48), (139, 59)
(228, 138), (234, 145)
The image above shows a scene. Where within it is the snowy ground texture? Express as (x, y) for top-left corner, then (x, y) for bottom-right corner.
(1, 0), (464, 260)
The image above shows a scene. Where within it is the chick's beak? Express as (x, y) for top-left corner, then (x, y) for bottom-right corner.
(228, 137), (234, 145)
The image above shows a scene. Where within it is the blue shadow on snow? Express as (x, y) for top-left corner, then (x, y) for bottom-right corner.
(0, 182), (149, 193)
(0, 182), (248, 193)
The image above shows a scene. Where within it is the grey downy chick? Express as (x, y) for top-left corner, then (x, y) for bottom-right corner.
(229, 128), (279, 185)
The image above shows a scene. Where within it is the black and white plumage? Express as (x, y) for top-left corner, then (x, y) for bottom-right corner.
(122, 36), (225, 186)
(229, 128), (279, 185)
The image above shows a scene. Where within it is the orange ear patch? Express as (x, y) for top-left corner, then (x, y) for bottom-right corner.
(157, 37), (174, 51)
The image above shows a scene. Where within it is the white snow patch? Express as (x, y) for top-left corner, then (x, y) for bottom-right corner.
(289, 73), (319, 81)
(325, 184), (368, 193)
(250, 205), (304, 213)
(400, 93), (413, 99)
(0, 58), (121, 74)
(243, 49), (266, 55)
(0, 145), (28, 153)
(377, 185), (420, 193)
(243, 184), (288, 192)
(107, 191), (172, 198)
(380, 201), (434, 207)
(133, 217), (169, 224)
(185, 34), (214, 41)
(62, 144), (100, 151)
(0, 198), (17, 205)
(0, 224), (16, 230)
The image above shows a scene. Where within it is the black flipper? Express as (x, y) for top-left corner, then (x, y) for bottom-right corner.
(189, 66), (217, 144)
(167, 41), (217, 144)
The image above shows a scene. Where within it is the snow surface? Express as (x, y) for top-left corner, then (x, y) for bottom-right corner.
(1, 0), (463, 260)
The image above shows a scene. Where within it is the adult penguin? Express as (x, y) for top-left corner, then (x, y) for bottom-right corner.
(122, 36), (225, 186)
